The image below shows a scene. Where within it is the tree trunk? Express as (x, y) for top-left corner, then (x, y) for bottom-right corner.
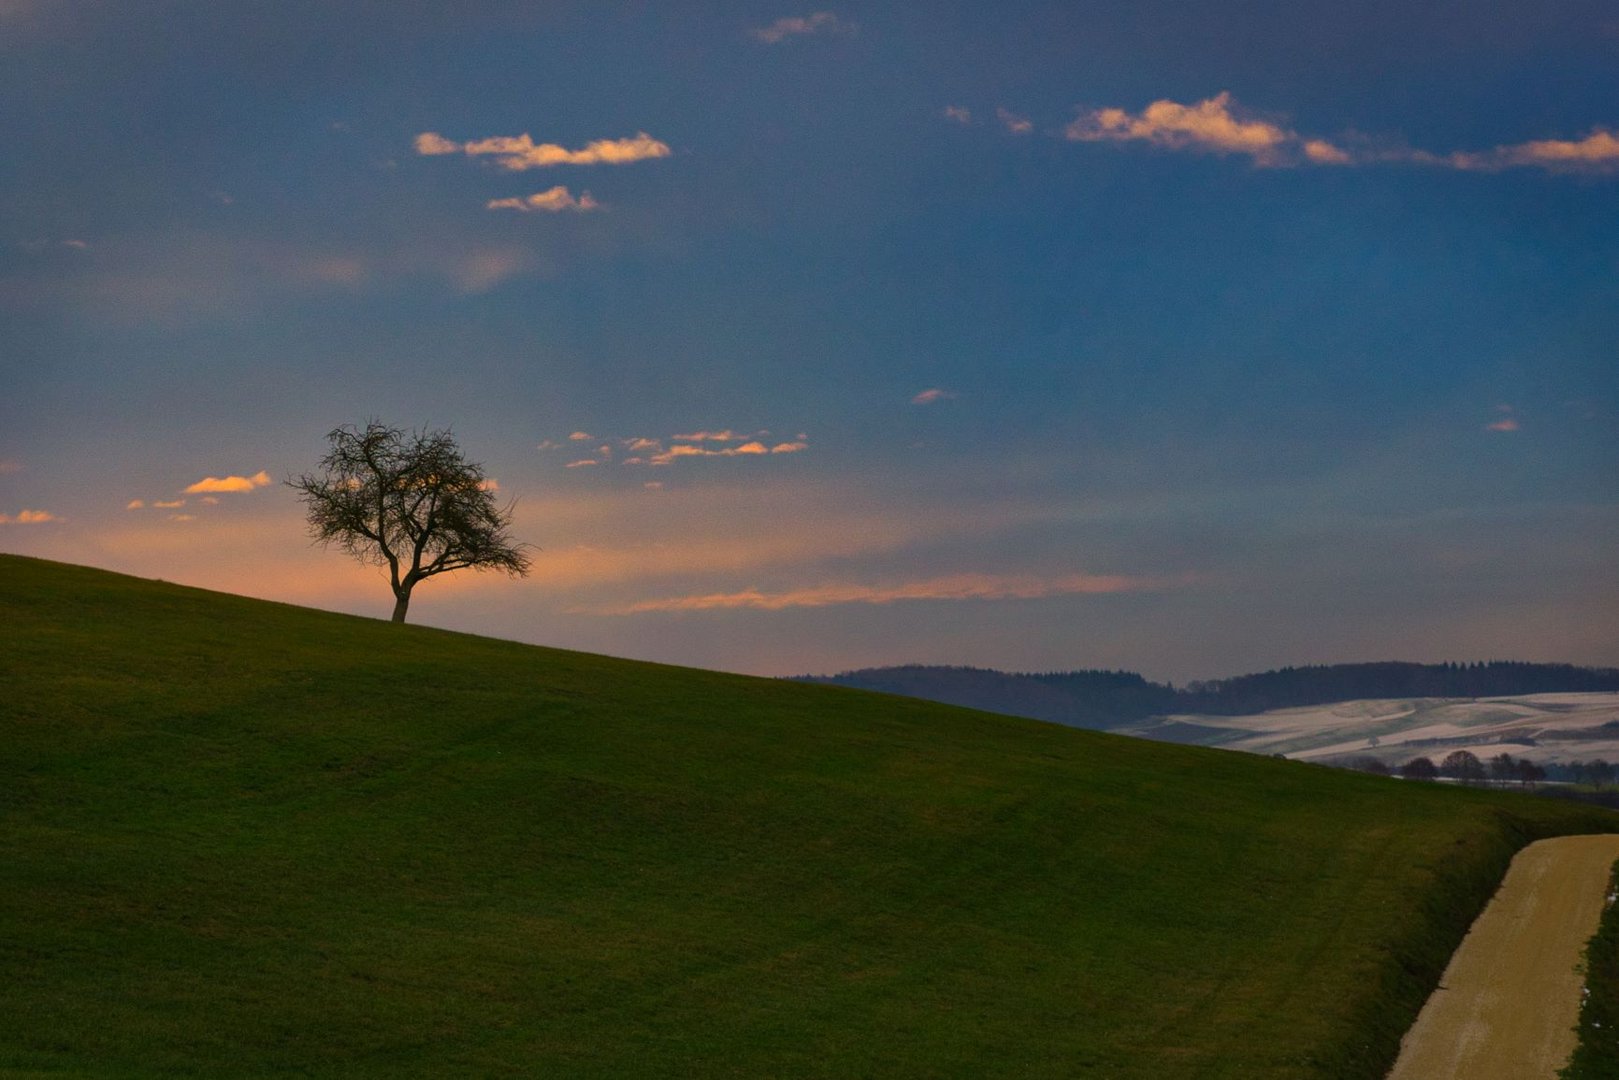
(391, 589), (411, 624)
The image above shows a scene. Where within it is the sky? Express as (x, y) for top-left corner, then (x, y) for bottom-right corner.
(2, 1), (1616, 683)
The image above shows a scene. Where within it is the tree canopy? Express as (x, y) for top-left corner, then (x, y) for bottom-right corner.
(290, 421), (531, 623)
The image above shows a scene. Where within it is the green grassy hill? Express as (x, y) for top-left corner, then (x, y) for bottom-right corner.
(3, 555), (1614, 1078)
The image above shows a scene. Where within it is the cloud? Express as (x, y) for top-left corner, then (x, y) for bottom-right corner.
(568, 431), (594, 441)
(1066, 92), (1295, 165)
(672, 430), (755, 442)
(624, 437), (663, 452)
(750, 12), (853, 44)
(1303, 138), (1353, 165)
(1486, 406), (1520, 433)
(565, 459), (599, 468)
(452, 248), (528, 294)
(63, 238), (89, 250)
(647, 439), (804, 465)
(911, 387), (956, 405)
(600, 571), (1169, 614)
(997, 108), (1033, 135)
(153, 499), (186, 509)
(1060, 92), (1619, 176)
(942, 105), (973, 125)
(0, 459), (20, 474)
(1447, 129), (1619, 173)
(486, 186), (601, 213)
(0, 509), (57, 524)
(169, 514), (196, 522)
(125, 499), (144, 510)
(184, 470), (272, 494)
(419, 131), (672, 171)
(413, 131), (461, 156)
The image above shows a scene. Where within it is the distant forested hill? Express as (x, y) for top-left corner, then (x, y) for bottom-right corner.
(795, 661), (1619, 730)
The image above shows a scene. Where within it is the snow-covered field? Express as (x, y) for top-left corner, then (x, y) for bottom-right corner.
(1115, 693), (1619, 767)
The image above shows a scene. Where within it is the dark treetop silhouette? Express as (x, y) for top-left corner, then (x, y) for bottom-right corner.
(290, 421), (531, 623)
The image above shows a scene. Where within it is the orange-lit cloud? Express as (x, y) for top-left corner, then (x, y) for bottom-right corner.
(1066, 92), (1295, 165)
(184, 470), (272, 494)
(1303, 138), (1353, 165)
(153, 499), (186, 509)
(750, 12), (853, 44)
(598, 571), (1169, 614)
(125, 499), (144, 510)
(997, 108), (1033, 135)
(169, 514), (196, 522)
(648, 440), (803, 464)
(672, 429), (755, 441)
(0, 508), (57, 524)
(487, 186), (600, 213)
(911, 387), (956, 405)
(547, 428), (806, 468)
(942, 105), (973, 125)
(1447, 129), (1619, 173)
(1485, 418), (1520, 432)
(418, 131), (672, 171)
(1058, 92), (1619, 176)
(413, 131), (460, 155)
(564, 459), (599, 468)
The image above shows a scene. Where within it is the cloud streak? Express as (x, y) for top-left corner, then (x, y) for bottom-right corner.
(1061, 92), (1619, 174)
(0, 508), (57, 524)
(750, 12), (853, 44)
(184, 470), (272, 494)
(598, 571), (1171, 614)
(416, 131), (671, 171)
(1065, 92), (1306, 166)
(486, 186), (600, 213)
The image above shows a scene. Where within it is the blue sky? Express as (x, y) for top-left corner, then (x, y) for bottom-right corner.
(2, 1), (1615, 681)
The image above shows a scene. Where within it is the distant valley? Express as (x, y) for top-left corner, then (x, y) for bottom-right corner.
(796, 662), (1619, 768)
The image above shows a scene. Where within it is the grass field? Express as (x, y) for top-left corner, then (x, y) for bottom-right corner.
(4, 554), (1616, 1078)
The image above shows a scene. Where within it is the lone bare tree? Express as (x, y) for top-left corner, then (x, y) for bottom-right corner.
(290, 421), (531, 623)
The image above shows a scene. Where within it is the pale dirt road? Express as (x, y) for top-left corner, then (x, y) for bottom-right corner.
(1387, 834), (1619, 1080)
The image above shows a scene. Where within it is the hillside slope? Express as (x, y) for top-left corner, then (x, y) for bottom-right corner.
(3, 555), (1615, 1078)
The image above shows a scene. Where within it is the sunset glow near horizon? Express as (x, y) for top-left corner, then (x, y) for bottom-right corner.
(2, 3), (1616, 682)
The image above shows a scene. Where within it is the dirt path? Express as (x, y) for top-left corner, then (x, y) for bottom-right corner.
(1387, 834), (1619, 1080)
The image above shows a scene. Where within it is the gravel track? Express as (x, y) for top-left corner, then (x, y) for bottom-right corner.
(1386, 834), (1619, 1080)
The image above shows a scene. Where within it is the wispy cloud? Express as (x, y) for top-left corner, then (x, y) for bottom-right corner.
(1066, 92), (1299, 165)
(750, 12), (854, 44)
(452, 249), (527, 294)
(1447, 129), (1619, 174)
(997, 108), (1033, 135)
(671, 429), (759, 442)
(0, 508), (57, 524)
(599, 571), (1170, 614)
(125, 499), (144, 510)
(417, 131), (671, 171)
(184, 470), (272, 494)
(1061, 91), (1619, 175)
(1486, 404), (1521, 432)
(911, 387), (956, 405)
(153, 499), (186, 509)
(543, 427), (808, 468)
(942, 105), (973, 125)
(486, 186), (601, 213)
